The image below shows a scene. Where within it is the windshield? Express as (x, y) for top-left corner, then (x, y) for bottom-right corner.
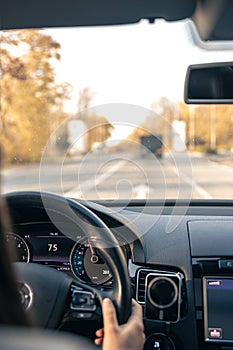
(1, 20), (233, 201)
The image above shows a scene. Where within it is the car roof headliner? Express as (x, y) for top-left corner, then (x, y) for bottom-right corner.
(1, 0), (233, 42)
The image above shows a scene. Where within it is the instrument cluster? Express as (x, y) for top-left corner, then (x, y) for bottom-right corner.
(7, 222), (129, 286)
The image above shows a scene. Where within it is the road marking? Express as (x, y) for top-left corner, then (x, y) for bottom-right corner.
(64, 160), (126, 198)
(180, 171), (212, 199)
(209, 160), (233, 174)
(172, 166), (212, 199)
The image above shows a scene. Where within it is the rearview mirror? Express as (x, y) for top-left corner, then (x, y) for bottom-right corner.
(184, 62), (233, 104)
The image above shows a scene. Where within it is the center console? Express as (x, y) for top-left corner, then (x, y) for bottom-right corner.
(193, 257), (233, 349)
(189, 220), (233, 350)
(135, 219), (233, 350)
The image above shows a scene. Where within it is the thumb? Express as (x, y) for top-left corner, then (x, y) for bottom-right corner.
(102, 298), (118, 332)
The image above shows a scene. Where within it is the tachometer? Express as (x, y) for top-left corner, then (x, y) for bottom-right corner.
(5, 233), (30, 262)
(70, 238), (112, 285)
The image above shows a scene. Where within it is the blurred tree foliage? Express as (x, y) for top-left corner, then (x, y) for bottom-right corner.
(76, 87), (114, 151)
(125, 96), (233, 153)
(0, 30), (70, 164)
(179, 102), (233, 152)
(78, 113), (114, 151)
(85, 115), (114, 151)
(122, 97), (175, 151)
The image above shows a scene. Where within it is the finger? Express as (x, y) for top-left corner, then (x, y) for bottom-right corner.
(95, 328), (104, 337)
(94, 338), (103, 346)
(102, 298), (118, 332)
(128, 299), (143, 322)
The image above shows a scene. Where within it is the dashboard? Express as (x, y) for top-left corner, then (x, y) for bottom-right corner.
(5, 194), (233, 350)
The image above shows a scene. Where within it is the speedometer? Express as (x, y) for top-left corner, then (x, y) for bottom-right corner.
(5, 233), (30, 262)
(70, 238), (112, 285)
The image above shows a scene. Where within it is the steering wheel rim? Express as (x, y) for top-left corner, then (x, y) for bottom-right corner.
(5, 191), (132, 326)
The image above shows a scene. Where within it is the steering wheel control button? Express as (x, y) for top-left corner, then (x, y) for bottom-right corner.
(73, 295), (88, 305)
(143, 333), (176, 350)
(70, 286), (96, 312)
(144, 272), (183, 322)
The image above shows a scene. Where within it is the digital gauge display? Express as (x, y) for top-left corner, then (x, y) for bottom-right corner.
(30, 235), (74, 262)
(70, 238), (112, 285)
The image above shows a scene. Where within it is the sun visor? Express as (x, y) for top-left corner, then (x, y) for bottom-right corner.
(0, 0), (196, 30)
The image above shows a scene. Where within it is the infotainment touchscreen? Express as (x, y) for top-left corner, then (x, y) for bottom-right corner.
(203, 277), (233, 343)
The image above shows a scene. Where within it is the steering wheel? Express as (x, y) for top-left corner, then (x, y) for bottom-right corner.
(5, 191), (131, 333)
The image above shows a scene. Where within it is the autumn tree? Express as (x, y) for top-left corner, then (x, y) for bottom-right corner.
(77, 87), (94, 115)
(179, 102), (233, 152)
(0, 29), (70, 163)
(0, 32), (26, 160)
(73, 113), (114, 152)
(74, 87), (114, 151)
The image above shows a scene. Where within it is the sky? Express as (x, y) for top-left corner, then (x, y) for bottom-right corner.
(46, 19), (233, 121)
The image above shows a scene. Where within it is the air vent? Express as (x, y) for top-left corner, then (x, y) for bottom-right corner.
(136, 269), (151, 304)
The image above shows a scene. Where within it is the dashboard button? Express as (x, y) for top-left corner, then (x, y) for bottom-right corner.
(143, 333), (175, 350)
(219, 260), (233, 270)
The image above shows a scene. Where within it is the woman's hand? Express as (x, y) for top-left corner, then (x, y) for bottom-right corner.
(94, 298), (145, 350)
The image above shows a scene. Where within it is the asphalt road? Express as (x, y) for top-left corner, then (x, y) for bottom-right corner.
(2, 152), (233, 200)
